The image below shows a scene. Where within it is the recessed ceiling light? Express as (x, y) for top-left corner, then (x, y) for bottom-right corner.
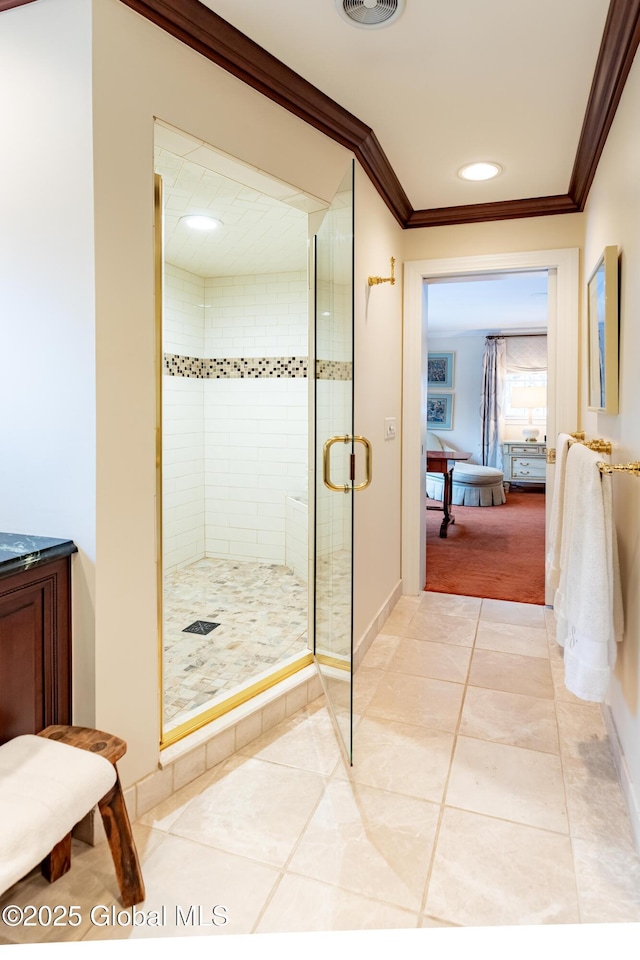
(180, 214), (223, 231)
(458, 162), (503, 182)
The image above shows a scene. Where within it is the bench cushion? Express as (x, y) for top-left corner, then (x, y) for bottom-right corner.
(450, 463), (504, 485)
(427, 471), (506, 506)
(0, 735), (116, 895)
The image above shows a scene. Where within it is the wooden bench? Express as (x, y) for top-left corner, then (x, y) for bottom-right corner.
(0, 725), (145, 908)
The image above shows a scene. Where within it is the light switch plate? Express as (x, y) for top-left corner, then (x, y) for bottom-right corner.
(384, 417), (396, 440)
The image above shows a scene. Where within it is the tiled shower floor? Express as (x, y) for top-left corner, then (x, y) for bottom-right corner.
(163, 558), (309, 729)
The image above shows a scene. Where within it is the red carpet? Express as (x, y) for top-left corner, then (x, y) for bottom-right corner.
(426, 489), (546, 604)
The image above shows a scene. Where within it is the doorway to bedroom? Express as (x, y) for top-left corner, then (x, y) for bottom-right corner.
(424, 270), (549, 605)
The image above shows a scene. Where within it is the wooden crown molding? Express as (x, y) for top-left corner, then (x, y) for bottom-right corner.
(569, 0), (640, 210)
(5, 0), (640, 227)
(0, 0), (38, 10)
(406, 195), (580, 230)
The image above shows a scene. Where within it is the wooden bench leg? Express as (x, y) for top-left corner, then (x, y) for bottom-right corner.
(41, 832), (72, 883)
(98, 774), (145, 908)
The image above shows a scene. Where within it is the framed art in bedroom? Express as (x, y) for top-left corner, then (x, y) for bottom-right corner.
(427, 352), (454, 389)
(427, 393), (454, 430)
(587, 245), (619, 414)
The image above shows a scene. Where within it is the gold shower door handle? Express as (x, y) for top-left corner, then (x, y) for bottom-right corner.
(323, 435), (372, 493)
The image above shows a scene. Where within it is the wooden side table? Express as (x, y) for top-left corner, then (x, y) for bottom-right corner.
(426, 451), (472, 537)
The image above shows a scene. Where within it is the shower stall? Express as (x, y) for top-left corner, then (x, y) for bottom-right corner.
(155, 121), (313, 743)
(155, 121), (359, 763)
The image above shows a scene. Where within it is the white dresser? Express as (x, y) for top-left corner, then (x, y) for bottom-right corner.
(503, 441), (547, 488)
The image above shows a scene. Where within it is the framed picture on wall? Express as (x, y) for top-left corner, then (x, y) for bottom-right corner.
(587, 245), (619, 414)
(427, 352), (454, 388)
(427, 393), (454, 430)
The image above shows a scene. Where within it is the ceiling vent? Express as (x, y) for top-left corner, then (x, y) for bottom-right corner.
(336, 0), (405, 29)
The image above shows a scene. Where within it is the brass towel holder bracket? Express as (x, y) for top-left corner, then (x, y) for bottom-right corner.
(569, 437), (613, 454)
(368, 257), (396, 287)
(550, 431), (639, 474)
(548, 433), (613, 464)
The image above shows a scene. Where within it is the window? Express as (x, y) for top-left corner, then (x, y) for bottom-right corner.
(503, 370), (547, 424)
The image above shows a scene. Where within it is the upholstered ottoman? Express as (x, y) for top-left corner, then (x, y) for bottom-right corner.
(427, 462), (506, 506)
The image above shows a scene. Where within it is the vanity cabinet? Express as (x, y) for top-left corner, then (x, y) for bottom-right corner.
(502, 442), (547, 487)
(0, 534), (77, 745)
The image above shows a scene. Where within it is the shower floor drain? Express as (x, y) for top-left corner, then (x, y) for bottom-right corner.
(183, 620), (220, 635)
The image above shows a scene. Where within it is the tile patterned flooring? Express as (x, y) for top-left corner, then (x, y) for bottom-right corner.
(163, 558), (309, 729)
(2, 592), (640, 946)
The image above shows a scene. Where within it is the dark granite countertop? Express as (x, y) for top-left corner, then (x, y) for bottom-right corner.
(0, 533), (78, 579)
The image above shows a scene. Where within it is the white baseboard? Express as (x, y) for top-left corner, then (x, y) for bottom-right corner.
(602, 703), (640, 855)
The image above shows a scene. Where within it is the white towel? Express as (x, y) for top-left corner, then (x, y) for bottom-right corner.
(545, 432), (573, 603)
(554, 443), (623, 702)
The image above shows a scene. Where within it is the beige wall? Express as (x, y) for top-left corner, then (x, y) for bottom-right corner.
(403, 212), (585, 263)
(583, 50), (640, 829)
(92, 0), (402, 783)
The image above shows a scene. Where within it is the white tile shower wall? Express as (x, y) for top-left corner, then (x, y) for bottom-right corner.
(163, 264), (206, 573)
(163, 263), (206, 358)
(204, 377), (307, 562)
(203, 271), (308, 564)
(315, 280), (352, 363)
(315, 271), (352, 558)
(204, 271), (307, 359)
(285, 496), (308, 582)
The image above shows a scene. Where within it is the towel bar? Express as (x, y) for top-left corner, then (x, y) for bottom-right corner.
(548, 435), (613, 463)
(597, 461), (640, 476)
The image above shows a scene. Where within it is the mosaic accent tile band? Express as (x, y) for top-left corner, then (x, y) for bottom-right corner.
(164, 354), (353, 381)
(315, 359), (353, 381)
(164, 353), (308, 379)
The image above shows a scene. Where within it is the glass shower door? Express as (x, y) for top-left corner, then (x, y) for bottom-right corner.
(314, 161), (362, 763)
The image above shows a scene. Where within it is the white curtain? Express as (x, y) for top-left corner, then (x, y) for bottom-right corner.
(481, 337), (506, 469)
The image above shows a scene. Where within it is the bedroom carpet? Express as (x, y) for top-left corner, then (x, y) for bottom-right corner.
(426, 488), (546, 604)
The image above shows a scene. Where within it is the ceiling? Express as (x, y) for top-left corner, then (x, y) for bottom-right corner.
(146, 0), (632, 277)
(6, 0), (640, 227)
(155, 123), (310, 277)
(112, 0), (640, 227)
(200, 0), (609, 212)
(426, 271), (548, 336)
